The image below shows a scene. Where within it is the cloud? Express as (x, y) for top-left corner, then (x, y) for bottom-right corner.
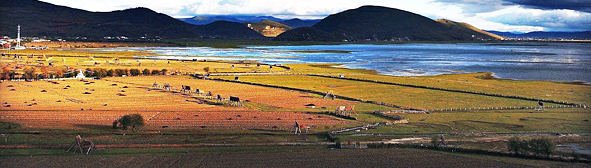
(482, 7), (591, 32)
(38, 0), (590, 33)
(504, 0), (591, 13)
(435, 0), (511, 14)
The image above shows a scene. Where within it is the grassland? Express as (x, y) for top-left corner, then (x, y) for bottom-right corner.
(1, 45), (590, 165)
(215, 75), (561, 110)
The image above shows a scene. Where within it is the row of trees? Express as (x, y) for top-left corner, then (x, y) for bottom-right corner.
(85, 68), (169, 78)
(508, 137), (556, 157)
(0, 67), (169, 80)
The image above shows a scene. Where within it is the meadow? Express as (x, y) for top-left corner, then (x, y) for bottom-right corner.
(1, 46), (590, 164)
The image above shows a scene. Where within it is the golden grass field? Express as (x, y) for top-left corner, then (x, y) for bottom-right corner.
(1, 48), (590, 134)
(0, 76), (352, 130)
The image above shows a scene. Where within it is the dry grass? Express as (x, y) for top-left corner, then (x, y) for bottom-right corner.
(0, 76), (353, 130)
(215, 75), (550, 110)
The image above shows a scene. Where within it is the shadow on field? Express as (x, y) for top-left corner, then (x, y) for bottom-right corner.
(74, 124), (112, 130)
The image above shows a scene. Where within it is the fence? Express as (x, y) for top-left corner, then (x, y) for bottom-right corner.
(207, 77), (417, 110)
(308, 74), (586, 107)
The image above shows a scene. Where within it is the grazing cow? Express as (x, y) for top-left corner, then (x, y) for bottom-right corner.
(182, 85), (192, 94)
(229, 96), (241, 106)
(536, 100), (545, 111)
(294, 121), (309, 134)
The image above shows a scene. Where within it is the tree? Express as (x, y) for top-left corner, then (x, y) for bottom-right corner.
(23, 67), (36, 79)
(537, 138), (555, 158)
(115, 69), (125, 76)
(142, 69), (151, 76)
(40, 67), (49, 79)
(106, 69), (115, 77)
(151, 69), (160, 75)
(203, 67), (210, 73)
(129, 69), (141, 76)
(93, 68), (107, 78)
(84, 68), (93, 77)
(528, 139), (542, 156)
(56, 69), (65, 78)
(161, 69), (168, 75)
(431, 136), (440, 148)
(508, 137), (521, 155)
(1, 66), (13, 80)
(117, 114), (145, 130)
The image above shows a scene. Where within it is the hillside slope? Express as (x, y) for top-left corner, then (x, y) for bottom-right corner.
(0, 0), (263, 39)
(436, 19), (503, 40)
(244, 20), (292, 37)
(278, 6), (500, 41)
(280, 19), (321, 28)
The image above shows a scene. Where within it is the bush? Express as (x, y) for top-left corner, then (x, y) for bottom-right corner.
(129, 69), (141, 76)
(161, 69), (168, 75)
(106, 69), (115, 77)
(23, 67), (36, 79)
(431, 136), (440, 148)
(151, 69), (160, 75)
(142, 69), (151, 76)
(507, 136), (555, 157)
(115, 69), (125, 76)
(508, 137), (521, 155)
(117, 114), (145, 130)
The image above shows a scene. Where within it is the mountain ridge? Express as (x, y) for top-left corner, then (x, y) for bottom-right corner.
(0, 0), (264, 39)
(277, 6), (501, 41)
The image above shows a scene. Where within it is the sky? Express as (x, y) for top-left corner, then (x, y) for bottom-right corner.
(40, 0), (591, 33)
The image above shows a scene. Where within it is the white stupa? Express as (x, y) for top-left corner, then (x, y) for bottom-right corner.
(75, 69), (85, 79)
(12, 25), (26, 50)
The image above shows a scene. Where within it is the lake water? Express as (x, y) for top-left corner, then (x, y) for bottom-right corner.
(100, 42), (591, 82)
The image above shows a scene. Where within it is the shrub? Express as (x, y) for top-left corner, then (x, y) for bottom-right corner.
(115, 69), (125, 76)
(508, 137), (520, 155)
(106, 69), (115, 77)
(117, 114), (145, 130)
(151, 69), (160, 75)
(23, 67), (36, 79)
(431, 136), (440, 148)
(507, 137), (555, 157)
(161, 69), (168, 75)
(142, 69), (150, 76)
(129, 69), (141, 76)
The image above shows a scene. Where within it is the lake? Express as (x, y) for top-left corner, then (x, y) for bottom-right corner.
(99, 42), (591, 83)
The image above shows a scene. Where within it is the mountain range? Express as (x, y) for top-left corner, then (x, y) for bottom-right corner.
(487, 31), (591, 39)
(178, 16), (320, 29)
(0, 0), (264, 39)
(2, 1), (510, 41)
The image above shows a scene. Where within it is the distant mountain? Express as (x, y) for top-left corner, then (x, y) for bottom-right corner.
(277, 6), (501, 41)
(487, 31), (591, 39)
(195, 21), (265, 39)
(179, 15), (284, 25)
(244, 20), (292, 37)
(280, 19), (321, 28)
(0, 0), (264, 39)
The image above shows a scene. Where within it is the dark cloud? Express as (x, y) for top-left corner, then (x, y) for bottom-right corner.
(505, 0), (591, 13)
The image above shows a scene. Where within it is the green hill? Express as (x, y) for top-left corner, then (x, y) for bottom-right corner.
(277, 6), (501, 41)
